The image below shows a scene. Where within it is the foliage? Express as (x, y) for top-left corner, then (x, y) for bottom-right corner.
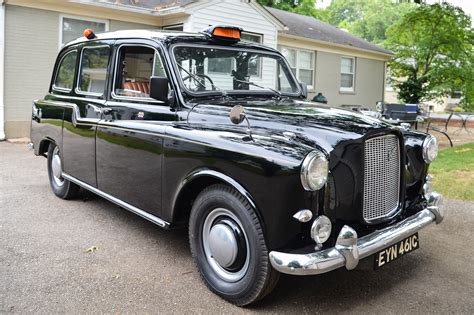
(385, 3), (473, 106)
(430, 142), (474, 201)
(257, 0), (328, 21)
(326, 0), (415, 44)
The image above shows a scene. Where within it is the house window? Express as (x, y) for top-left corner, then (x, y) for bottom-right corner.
(53, 50), (77, 91)
(241, 32), (262, 44)
(208, 32), (263, 77)
(280, 47), (314, 88)
(61, 16), (108, 48)
(77, 46), (110, 95)
(340, 57), (355, 92)
(163, 24), (184, 31)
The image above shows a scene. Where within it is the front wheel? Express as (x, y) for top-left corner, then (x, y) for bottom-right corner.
(189, 184), (279, 306)
(47, 143), (79, 199)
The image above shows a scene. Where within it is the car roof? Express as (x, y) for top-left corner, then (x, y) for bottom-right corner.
(63, 29), (278, 53)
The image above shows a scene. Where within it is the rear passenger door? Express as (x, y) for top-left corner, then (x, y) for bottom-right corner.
(61, 41), (113, 187)
(96, 40), (176, 218)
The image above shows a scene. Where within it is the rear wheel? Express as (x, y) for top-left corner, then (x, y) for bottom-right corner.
(47, 143), (79, 199)
(189, 184), (279, 306)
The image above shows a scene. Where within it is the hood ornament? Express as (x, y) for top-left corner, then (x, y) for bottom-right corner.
(230, 105), (253, 141)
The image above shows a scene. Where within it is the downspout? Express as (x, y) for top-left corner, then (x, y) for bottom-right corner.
(0, 0), (5, 140)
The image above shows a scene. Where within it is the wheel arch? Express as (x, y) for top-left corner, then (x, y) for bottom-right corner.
(171, 169), (261, 225)
(38, 137), (57, 156)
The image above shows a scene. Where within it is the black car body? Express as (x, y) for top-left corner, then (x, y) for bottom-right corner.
(30, 27), (445, 305)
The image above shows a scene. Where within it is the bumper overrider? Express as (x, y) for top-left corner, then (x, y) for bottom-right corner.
(269, 192), (445, 275)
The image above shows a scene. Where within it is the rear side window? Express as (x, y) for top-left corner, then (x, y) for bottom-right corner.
(54, 50), (77, 91)
(78, 46), (110, 95)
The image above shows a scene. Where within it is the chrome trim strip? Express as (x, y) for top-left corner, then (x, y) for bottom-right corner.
(62, 173), (169, 228)
(38, 100), (101, 126)
(269, 192), (444, 276)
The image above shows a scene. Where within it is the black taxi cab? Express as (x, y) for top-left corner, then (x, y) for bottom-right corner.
(30, 26), (445, 306)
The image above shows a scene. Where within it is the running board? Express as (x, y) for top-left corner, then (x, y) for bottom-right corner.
(62, 173), (170, 228)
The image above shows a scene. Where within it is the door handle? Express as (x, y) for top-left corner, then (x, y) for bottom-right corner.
(102, 108), (113, 115)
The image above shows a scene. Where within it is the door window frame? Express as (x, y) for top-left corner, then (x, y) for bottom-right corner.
(75, 44), (111, 97)
(111, 43), (170, 104)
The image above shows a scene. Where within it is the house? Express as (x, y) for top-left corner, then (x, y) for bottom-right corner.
(0, 0), (392, 139)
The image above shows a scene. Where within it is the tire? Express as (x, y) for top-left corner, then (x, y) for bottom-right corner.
(189, 184), (279, 306)
(47, 143), (79, 199)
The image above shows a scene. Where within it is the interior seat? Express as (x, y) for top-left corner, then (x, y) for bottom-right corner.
(122, 81), (150, 95)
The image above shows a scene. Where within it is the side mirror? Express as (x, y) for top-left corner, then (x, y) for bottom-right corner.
(150, 76), (169, 102)
(300, 83), (308, 99)
(230, 105), (246, 124)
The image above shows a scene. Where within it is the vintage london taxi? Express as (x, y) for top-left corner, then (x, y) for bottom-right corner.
(29, 26), (445, 306)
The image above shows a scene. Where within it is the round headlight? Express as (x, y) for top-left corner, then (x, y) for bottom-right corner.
(301, 151), (329, 191)
(422, 135), (438, 163)
(311, 215), (332, 244)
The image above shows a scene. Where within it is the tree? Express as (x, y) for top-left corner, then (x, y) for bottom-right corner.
(258, 0), (328, 21)
(327, 0), (415, 44)
(385, 3), (473, 107)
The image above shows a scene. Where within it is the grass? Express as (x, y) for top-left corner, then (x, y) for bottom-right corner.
(430, 142), (474, 201)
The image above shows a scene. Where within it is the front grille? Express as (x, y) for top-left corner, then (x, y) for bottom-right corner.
(363, 134), (400, 222)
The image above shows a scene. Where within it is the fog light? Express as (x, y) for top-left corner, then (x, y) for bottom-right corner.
(311, 215), (332, 245)
(423, 175), (433, 200)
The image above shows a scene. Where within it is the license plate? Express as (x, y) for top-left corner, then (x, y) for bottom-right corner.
(374, 233), (419, 270)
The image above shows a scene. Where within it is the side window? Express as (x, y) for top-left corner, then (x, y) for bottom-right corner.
(54, 50), (77, 91)
(114, 46), (168, 99)
(78, 46), (110, 95)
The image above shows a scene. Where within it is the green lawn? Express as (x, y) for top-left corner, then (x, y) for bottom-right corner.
(430, 142), (474, 201)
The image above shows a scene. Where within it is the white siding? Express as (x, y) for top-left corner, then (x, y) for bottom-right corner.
(3, 5), (160, 138)
(187, 0), (279, 90)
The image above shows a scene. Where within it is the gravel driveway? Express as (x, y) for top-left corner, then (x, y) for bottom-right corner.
(1, 142), (473, 313)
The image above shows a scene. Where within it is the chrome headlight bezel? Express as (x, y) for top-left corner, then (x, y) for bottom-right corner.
(300, 150), (329, 191)
(422, 135), (438, 164)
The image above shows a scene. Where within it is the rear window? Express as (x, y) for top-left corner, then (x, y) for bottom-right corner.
(54, 50), (77, 91)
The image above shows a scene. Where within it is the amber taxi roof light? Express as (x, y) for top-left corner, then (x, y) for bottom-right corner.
(83, 28), (97, 40)
(213, 27), (241, 40)
(202, 25), (243, 43)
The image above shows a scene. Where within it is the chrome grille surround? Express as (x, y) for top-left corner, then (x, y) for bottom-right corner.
(363, 134), (401, 223)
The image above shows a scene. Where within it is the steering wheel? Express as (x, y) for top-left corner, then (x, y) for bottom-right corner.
(182, 74), (216, 91)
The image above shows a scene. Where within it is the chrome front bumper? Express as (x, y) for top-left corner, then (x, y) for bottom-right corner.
(269, 192), (445, 275)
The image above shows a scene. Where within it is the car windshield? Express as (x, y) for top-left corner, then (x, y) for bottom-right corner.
(172, 45), (300, 96)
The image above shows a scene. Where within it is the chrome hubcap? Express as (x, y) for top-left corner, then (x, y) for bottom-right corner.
(202, 208), (249, 282)
(208, 223), (238, 268)
(51, 147), (64, 187)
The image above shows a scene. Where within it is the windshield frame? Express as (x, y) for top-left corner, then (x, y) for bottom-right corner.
(169, 43), (302, 98)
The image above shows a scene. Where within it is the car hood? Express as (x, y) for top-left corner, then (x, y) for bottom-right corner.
(183, 98), (392, 153)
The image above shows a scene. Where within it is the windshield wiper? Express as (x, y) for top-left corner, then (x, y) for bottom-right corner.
(176, 63), (226, 96)
(232, 77), (281, 99)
